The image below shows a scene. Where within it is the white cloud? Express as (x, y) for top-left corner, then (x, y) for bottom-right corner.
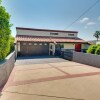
(84, 22), (96, 29)
(79, 18), (89, 23)
(86, 22), (96, 26)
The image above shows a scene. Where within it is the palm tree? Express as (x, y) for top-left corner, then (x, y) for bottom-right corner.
(94, 31), (100, 41)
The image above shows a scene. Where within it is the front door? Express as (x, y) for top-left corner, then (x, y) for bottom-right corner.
(75, 44), (81, 52)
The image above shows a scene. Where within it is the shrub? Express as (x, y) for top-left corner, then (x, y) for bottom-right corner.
(0, 2), (12, 60)
(60, 44), (64, 48)
(97, 44), (100, 47)
(87, 45), (97, 54)
(10, 36), (15, 53)
(95, 45), (100, 55)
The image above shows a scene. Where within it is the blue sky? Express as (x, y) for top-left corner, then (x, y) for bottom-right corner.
(1, 0), (100, 40)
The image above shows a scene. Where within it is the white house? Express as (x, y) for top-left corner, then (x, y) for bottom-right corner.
(16, 27), (89, 56)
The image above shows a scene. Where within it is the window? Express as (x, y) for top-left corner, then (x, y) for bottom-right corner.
(60, 44), (64, 48)
(50, 33), (58, 35)
(22, 43), (26, 45)
(29, 43), (32, 45)
(34, 43), (37, 45)
(68, 34), (74, 36)
(39, 43), (42, 45)
(44, 43), (47, 45)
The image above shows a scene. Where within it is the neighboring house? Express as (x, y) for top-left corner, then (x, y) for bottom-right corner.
(88, 40), (100, 45)
(16, 27), (89, 56)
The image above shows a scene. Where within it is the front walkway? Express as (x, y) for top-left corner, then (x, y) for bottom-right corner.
(1, 57), (100, 100)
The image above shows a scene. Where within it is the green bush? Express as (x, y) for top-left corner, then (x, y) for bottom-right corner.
(95, 45), (100, 55)
(0, 2), (12, 60)
(10, 36), (15, 53)
(97, 44), (100, 47)
(87, 45), (97, 54)
(60, 44), (64, 48)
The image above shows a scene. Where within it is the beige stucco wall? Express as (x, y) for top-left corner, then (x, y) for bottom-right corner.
(0, 52), (15, 87)
(82, 44), (89, 49)
(49, 43), (55, 55)
(64, 43), (89, 50)
(17, 29), (77, 38)
(63, 43), (75, 49)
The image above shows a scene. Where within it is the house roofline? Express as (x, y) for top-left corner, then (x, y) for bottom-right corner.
(16, 35), (87, 43)
(16, 27), (78, 33)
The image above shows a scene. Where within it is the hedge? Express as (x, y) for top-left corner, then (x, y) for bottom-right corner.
(95, 45), (100, 55)
(0, 2), (12, 60)
(87, 44), (100, 55)
(87, 45), (97, 54)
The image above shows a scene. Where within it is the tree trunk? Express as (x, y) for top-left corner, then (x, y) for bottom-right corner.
(97, 38), (98, 41)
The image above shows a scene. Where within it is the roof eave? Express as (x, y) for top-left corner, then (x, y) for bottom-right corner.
(16, 27), (78, 33)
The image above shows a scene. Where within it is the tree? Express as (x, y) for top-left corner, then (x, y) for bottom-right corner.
(10, 36), (15, 52)
(0, 0), (12, 60)
(93, 31), (100, 41)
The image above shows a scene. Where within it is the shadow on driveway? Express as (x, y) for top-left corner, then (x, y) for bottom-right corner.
(15, 56), (67, 66)
(17, 56), (59, 60)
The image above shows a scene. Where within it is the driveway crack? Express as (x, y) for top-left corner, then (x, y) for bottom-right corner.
(3, 91), (85, 100)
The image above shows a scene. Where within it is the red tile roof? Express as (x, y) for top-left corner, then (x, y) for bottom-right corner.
(16, 35), (86, 43)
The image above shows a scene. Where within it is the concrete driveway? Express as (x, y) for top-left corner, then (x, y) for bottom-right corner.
(1, 56), (100, 100)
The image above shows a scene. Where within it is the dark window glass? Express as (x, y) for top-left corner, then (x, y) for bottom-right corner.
(68, 34), (74, 36)
(50, 33), (58, 35)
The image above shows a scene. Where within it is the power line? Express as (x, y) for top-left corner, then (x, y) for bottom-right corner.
(64, 0), (100, 30)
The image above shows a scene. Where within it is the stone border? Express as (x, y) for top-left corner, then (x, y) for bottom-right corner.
(0, 51), (15, 88)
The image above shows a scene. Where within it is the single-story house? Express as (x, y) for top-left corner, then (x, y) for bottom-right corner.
(15, 27), (89, 56)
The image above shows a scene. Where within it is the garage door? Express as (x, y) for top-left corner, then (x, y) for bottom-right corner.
(20, 42), (49, 56)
